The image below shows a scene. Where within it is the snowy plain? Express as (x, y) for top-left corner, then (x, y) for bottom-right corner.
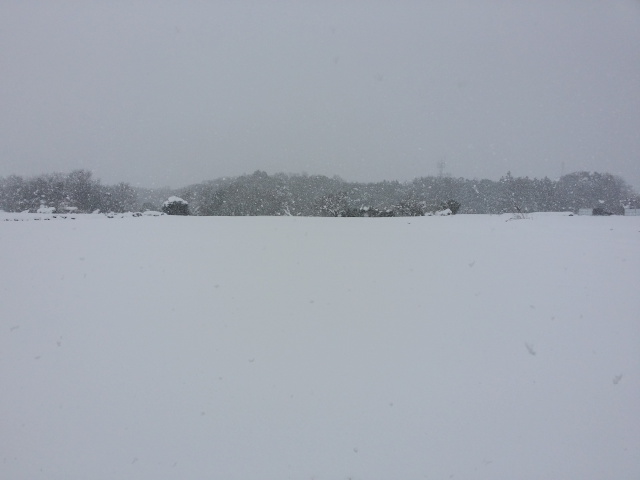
(1, 212), (639, 480)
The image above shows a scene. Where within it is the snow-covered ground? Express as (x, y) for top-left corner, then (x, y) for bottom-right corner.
(1, 213), (639, 479)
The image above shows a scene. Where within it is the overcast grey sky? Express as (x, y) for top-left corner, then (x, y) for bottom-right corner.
(1, 1), (639, 189)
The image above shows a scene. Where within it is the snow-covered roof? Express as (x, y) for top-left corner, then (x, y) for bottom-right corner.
(163, 196), (188, 206)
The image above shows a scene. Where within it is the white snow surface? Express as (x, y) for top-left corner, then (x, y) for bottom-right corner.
(1, 213), (639, 479)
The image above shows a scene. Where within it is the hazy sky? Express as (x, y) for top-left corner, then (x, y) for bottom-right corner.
(2, 1), (639, 189)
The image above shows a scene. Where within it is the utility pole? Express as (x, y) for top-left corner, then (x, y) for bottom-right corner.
(437, 160), (446, 178)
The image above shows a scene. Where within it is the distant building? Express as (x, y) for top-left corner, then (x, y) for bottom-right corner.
(578, 208), (593, 216)
(624, 208), (640, 216)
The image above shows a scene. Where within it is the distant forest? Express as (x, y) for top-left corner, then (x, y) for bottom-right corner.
(1, 169), (637, 216)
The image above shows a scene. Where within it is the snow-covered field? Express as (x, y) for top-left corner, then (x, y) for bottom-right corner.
(1, 213), (639, 479)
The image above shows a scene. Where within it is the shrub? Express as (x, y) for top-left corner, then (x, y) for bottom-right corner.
(442, 199), (461, 215)
(162, 196), (189, 216)
(593, 207), (613, 216)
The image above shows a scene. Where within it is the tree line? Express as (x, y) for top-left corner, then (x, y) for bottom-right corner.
(0, 170), (137, 214)
(176, 170), (637, 216)
(0, 169), (637, 216)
